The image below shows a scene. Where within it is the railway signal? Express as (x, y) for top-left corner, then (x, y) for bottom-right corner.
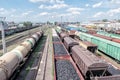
(0, 17), (7, 54)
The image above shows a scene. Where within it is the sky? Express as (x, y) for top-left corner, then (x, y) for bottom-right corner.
(0, 0), (120, 22)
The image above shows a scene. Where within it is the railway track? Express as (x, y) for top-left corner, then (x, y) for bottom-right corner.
(52, 29), (84, 80)
(0, 35), (25, 49)
(12, 26), (49, 80)
(13, 36), (47, 80)
(0, 27), (42, 50)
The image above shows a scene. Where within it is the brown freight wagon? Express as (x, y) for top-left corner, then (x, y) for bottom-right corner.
(112, 38), (120, 43)
(71, 45), (108, 79)
(63, 37), (79, 52)
(79, 41), (97, 53)
(87, 30), (97, 34)
(69, 30), (76, 38)
(93, 34), (120, 44)
(59, 32), (68, 42)
(92, 34), (112, 41)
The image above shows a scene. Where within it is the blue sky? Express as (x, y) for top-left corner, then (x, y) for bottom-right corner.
(0, 0), (120, 22)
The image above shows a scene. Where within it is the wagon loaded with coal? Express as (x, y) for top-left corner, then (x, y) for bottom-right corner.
(55, 27), (120, 80)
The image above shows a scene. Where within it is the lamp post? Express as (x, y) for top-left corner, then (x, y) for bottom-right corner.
(0, 17), (7, 54)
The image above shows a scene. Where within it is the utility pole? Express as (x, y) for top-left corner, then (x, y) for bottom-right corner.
(0, 17), (7, 54)
(61, 16), (62, 27)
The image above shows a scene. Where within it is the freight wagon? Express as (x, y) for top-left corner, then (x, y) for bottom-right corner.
(79, 41), (97, 53)
(59, 32), (69, 42)
(63, 37), (79, 52)
(0, 31), (43, 80)
(0, 21), (39, 36)
(55, 29), (120, 80)
(71, 45), (109, 80)
(97, 31), (120, 39)
(76, 31), (120, 62)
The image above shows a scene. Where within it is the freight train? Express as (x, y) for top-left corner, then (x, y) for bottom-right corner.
(76, 32), (120, 62)
(55, 27), (120, 80)
(97, 31), (120, 39)
(0, 31), (43, 80)
(0, 21), (39, 36)
(56, 26), (120, 62)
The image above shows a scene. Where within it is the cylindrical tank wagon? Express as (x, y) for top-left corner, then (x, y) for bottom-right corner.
(0, 52), (20, 80)
(0, 31), (43, 80)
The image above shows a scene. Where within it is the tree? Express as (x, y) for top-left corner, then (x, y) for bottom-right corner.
(102, 19), (108, 22)
(23, 21), (32, 27)
(118, 19), (120, 23)
(54, 22), (58, 25)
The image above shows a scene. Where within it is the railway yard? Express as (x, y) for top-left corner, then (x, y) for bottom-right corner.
(1, 0), (120, 80)
(1, 25), (120, 80)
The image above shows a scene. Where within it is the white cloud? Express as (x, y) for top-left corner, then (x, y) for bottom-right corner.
(107, 8), (120, 16)
(39, 3), (68, 9)
(0, 8), (16, 15)
(93, 12), (104, 17)
(39, 5), (44, 9)
(29, 0), (47, 3)
(67, 7), (84, 12)
(71, 11), (80, 15)
(93, 8), (120, 18)
(110, 0), (120, 4)
(85, 4), (90, 7)
(89, 0), (120, 9)
(21, 11), (33, 16)
(10, 14), (15, 17)
(11, 9), (16, 12)
(0, 8), (4, 11)
(29, 0), (64, 4)
(0, 8), (7, 15)
(92, 2), (103, 8)
(66, 7), (84, 15)
(39, 12), (49, 16)
(56, 0), (64, 4)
